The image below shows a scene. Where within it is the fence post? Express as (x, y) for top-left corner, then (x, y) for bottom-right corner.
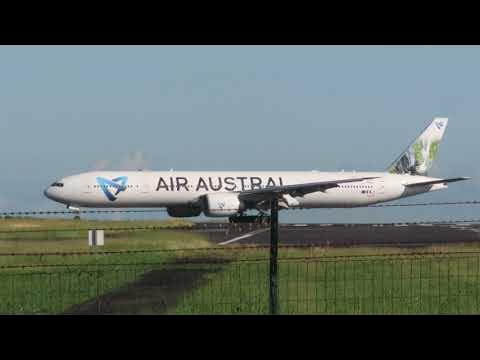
(269, 197), (279, 315)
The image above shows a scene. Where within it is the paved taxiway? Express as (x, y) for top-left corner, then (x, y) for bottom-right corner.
(200, 223), (480, 247)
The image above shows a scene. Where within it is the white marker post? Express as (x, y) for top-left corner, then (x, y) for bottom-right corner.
(88, 230), (105, 247)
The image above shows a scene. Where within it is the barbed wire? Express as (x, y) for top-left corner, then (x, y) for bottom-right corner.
(0, 209), (167, 216)
(0, 218), (478, 234)
(1, 200), (480, 216)
(2, 244), (480, 258)
(2, 249), (480, 270)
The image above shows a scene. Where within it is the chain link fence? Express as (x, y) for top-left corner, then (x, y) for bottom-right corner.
(1, 248), (480, 314)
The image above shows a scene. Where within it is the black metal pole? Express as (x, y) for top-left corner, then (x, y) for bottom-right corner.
(269, 197), (279, 315)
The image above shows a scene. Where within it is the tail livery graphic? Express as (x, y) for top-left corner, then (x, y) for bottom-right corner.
(96, 176), (128, 201)
(388, 117), (448, 176)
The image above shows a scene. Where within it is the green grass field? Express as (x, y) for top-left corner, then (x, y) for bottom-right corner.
(0, 218), (208, 254)
(1, 218), (480, 314)
(173, 251), (480, 314)
(0, 217), (194, 231)
(0, 218), (216, 314)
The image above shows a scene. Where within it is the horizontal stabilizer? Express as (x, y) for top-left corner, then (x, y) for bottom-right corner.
(404, 177), (471, 187)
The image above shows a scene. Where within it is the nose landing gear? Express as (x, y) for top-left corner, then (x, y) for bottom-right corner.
(67, 205), (81, 220)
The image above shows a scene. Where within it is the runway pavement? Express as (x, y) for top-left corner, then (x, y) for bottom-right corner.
(204, 223), (480, 247)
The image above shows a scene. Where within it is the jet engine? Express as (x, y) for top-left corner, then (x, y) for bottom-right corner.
(167, 205), (202, 217)
(202, 193), (246, 217)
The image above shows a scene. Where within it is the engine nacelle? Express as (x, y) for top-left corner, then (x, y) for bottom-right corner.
(202, 193), (245, 217)
(167, 206), (202, 218)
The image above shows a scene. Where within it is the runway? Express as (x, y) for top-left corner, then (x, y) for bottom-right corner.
(203, 223), (480, 247)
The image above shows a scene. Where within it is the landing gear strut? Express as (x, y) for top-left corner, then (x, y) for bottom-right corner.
(67, 205), (81, 220)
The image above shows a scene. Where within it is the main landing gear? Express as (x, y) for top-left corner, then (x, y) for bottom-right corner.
(228, 213), (271, 225)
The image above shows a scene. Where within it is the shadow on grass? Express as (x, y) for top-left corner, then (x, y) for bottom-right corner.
(64, 257), (229, 315)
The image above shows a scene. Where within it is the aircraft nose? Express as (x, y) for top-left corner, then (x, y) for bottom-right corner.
(44, 186), (58, 200)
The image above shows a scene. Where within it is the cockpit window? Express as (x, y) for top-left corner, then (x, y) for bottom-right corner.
(51, 182), (64, 187)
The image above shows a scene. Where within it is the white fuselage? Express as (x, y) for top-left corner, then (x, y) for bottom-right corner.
(44, 171), (448, 214)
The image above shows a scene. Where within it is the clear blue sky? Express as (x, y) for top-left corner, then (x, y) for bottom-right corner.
(0, 46), (479, 223)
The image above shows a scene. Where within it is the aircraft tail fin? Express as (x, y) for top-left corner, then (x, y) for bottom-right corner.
(387, 117), (448, 176)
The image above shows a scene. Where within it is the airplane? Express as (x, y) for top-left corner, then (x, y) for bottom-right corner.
(44, 117), (470, 221)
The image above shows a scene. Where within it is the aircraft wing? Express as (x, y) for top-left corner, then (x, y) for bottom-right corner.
(238, 176), (379, 202)
(404, 177), (471, 187)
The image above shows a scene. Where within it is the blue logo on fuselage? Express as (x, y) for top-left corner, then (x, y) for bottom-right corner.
(96, 176), (128, 201)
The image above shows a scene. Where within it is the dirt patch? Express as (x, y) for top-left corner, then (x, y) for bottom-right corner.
(64, 257), (230, 315)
